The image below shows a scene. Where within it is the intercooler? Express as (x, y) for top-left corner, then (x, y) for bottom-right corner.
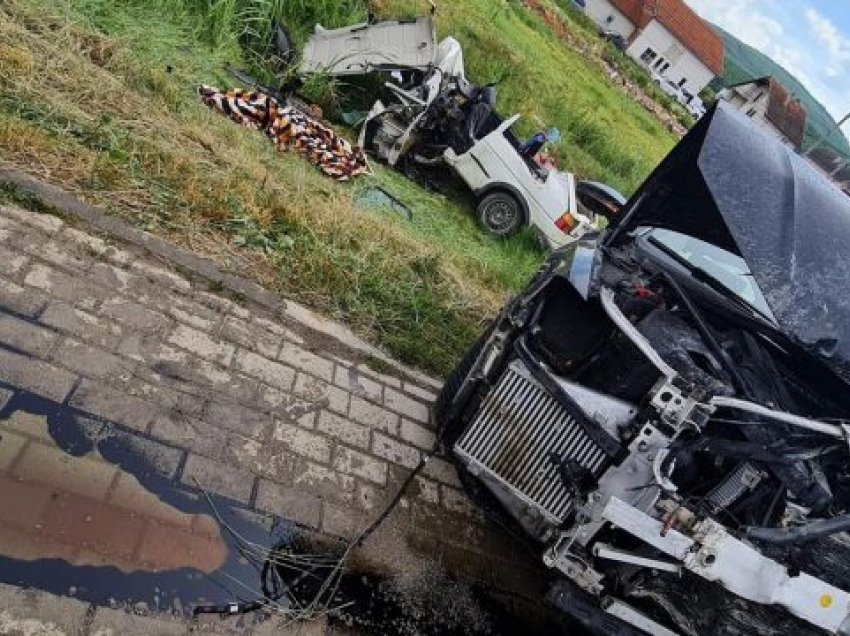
(454, 360), (608, 525)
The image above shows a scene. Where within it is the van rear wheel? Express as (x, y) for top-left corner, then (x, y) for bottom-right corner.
(477, 192), (522, 237)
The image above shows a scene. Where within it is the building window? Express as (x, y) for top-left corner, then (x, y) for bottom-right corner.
(640, 48), (657, 64)
(660, 62), (670, 73)
(641, 48), (657, 64)
(678, 77), (687, 87)
(653, 57), (665, 69)
(605, 15), (614, 25)
(746, 107), (757, 117)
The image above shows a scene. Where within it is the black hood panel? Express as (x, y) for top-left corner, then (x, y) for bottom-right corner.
(608, 102), (850, 375)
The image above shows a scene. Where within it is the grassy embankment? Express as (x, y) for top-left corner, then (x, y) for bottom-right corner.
(0, 0), (675, 375)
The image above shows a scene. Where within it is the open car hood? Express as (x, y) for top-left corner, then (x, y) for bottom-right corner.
(607, 102), (850, 376)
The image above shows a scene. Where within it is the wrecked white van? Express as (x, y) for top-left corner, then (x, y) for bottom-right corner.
(286, 13), (620, 247)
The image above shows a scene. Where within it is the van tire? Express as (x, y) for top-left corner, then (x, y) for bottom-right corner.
(477, 191), (523, 237)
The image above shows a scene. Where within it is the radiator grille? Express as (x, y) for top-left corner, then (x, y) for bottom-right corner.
(454, 361), (607, 524)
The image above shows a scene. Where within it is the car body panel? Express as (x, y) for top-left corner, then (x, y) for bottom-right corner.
(300, 17), (437, 75)
(296, 16), (595, 249)
(576, 180), (627, 221)
(438, 96), (850, 635)
(608, 101), (850, 377)
(444, 115), (581, 248)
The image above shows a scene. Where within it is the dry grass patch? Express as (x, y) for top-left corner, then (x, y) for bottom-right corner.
(1, 0), (534, 374)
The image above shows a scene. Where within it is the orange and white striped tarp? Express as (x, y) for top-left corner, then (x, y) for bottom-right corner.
(199, 85), (370, 181)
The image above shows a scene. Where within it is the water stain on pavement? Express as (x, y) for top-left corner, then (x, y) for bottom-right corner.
(0, 410), (227, 574)
(0, 383), (573, 634)
(0, 383), (291, 617)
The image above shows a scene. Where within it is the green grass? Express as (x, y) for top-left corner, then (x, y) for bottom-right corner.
(0, 0), (676, 376)
(373, 0), (675, 193)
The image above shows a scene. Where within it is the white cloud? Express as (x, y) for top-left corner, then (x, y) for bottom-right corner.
(686, 0), (850, 132)
(686, 0), (784, 52)
(804, 8), (850, 77)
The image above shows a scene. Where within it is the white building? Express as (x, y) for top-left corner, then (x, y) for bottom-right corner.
(718, 77), (806, 149)
(718, 78), (850, 195)
(585, 0), (724, 98)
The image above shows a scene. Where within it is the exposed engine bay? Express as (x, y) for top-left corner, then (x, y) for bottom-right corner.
(443, 242), (850, 635)
(437, 105), (850, 635)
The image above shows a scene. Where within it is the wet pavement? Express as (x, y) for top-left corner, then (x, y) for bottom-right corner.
(0, 386), (569, 634)
(0, 383), (288, 616)
(0, 199), (576, 634)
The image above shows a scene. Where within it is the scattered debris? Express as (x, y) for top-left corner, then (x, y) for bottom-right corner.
(198, 85), (369, 181)
(193, 483), (354, 620)
(355, 187), (412, 220)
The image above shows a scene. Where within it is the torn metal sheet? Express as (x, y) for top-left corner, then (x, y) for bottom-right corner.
(290, 13), (602, 249)
(300, 17), (437, 76)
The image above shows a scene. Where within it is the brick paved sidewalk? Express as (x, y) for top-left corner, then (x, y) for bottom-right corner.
(0, 200), (548, 635)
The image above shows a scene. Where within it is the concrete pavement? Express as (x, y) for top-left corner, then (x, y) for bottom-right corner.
(0, 190), (554, 634)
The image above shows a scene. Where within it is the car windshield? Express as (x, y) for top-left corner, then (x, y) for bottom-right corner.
(645, 228), (775, 320)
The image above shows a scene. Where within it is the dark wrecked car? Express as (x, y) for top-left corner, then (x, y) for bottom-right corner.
(436, 102), (850, 636)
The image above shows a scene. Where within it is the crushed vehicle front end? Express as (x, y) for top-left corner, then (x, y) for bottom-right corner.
(436, 103), (850, 635)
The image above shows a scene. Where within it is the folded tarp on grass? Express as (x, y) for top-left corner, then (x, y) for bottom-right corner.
(199, 85), (370, 181)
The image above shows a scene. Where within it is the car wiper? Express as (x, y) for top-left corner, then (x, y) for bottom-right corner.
(646, 236), (774, 326)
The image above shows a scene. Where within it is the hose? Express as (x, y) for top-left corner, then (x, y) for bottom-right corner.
(746, 514), (850, 544)
(599, 287), (677, 381)
(660, 271), (748, 396)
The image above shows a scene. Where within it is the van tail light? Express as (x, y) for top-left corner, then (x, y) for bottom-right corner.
(555, 212), (576, 234)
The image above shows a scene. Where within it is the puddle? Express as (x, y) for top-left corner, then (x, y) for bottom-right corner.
(0, 382), (576, 633)
(0, 410), (227, 575)
(0, 383), (295, 617)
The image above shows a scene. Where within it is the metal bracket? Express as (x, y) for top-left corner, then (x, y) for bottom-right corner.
(604, 599), (681, 636)
(593, 543), (681, 574)
(568, 423), (669, 547)
(602, 497), (850, 634)
(650, 380), (714, 432)
(652, 448), (678, 492)
(543, 533), (605, 595)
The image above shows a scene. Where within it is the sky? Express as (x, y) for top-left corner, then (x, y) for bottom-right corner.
(685, 0), (850, 136)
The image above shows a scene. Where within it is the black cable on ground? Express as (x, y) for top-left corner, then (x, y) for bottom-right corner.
(193, 437), (444, 617)
(354, 438), (441, 547)
(661, 270), (749, 396)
